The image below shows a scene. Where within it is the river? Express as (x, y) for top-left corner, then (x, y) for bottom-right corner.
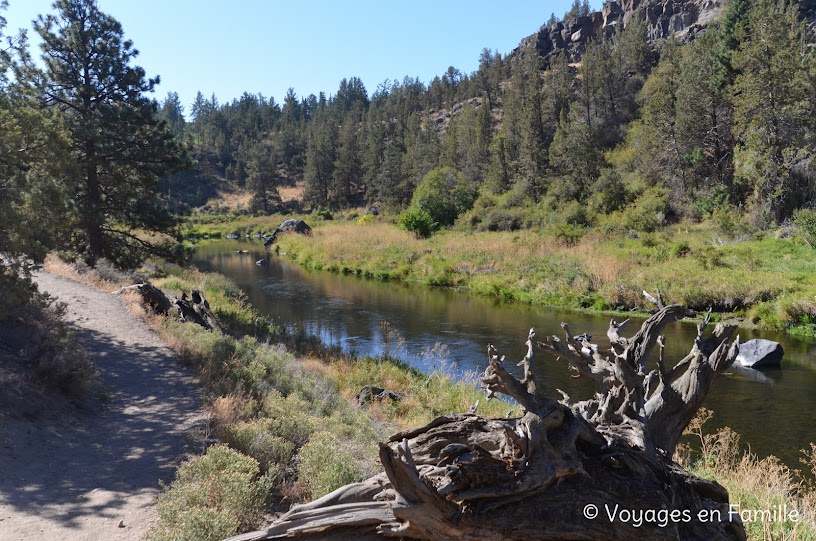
(192, 239), (816, 470)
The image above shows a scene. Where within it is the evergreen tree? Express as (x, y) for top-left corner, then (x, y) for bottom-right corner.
(617, 7), (652, 78)
(0, 8), (70, 302)
(331, 108), (364, 207)
(731, 0), (813, 222)
(564, 0), (581, 20)
(242, 140), (281, 214)
(160, 91), (186, 138)
(303, 110), (337, 209)
(676, 30), (733, 194)
(635, 38), (686, 193)
(520, 55), (547, 199)
(30, 0), (187, 267)
(485, 129), (511, 194)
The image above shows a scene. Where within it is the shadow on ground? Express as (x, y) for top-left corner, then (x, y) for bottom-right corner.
(0, 323), (202, 530)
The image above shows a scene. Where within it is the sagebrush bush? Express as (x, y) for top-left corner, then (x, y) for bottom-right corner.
(297, 431), (361, 498)
(221, 420), (296, 471)
(149, 444), (271, 541)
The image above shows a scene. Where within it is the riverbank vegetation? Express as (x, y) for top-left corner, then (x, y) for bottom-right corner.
(45, 255), (816, 540)
(183, 213), (816, 337)
(46, 258), (511, 539)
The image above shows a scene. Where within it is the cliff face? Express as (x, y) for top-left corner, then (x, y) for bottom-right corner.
(516, 0), (815, 64)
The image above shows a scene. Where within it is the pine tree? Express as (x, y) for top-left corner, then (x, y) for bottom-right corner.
(243, 140), (281, 214)
(0, 7), (71, 302)
(331, 109), (364, 207)
(160, 91), (186, 138)
(731, 0), (812, 222)
(617, 7), (651, 78)
(636, 38), (686, 192)
(676, 30), (733, 193)
(303, 110), (337, 209)
(30, 0), (186, 267)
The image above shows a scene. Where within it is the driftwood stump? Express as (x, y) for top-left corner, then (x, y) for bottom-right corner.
(114, 283), (222, 333)
(228, 293), (745, 541)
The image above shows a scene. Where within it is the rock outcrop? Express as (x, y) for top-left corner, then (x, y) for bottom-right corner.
(516, 0), (726, 64)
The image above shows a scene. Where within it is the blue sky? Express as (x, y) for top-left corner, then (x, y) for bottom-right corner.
(3, 1), (597, 113)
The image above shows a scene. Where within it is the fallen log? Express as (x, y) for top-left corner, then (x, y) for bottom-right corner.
(228, 292), (745, 540)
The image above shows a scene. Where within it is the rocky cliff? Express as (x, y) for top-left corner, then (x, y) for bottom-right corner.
(516, 0), (815, 64)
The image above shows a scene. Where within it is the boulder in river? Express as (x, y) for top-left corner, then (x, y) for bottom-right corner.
(263, 219), (313, 247)
(736, 338), (783, 369)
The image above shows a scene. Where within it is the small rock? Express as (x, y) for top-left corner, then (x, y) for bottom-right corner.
(117, 519), (125, 528)
(356, 385), (404, 406)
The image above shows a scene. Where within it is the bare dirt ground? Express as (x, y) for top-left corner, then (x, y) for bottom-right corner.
(0, 272), (204, 541)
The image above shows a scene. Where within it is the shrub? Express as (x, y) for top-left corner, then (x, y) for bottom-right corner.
(398, 208), (438, 238)
(793, 208), (816, 247)
(149, 445), (271, 541)
(479, 209), (523, 232)
(314, 209), (333, 221)
(297, 431), (361, 498)
(621, 186), (669, 233)
(548, 223), (586, 246)
(357, 213), (375, 225)
(711, 205), (755, 239)
(672, 241), (691, 257)
(411, 167), (477, 227)
(221, 420), (296, 471)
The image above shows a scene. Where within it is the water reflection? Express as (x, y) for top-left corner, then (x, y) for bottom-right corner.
(193, 240), (816, 469)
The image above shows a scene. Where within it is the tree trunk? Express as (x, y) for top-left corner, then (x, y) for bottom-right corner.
(228, 296), (746, 541)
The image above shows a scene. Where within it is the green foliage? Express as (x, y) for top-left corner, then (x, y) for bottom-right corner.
(399, 208), (437, 238)
(149, 445), (270, 541)
(297, 431), (362, 499)
(793, 208), (816, 248)
(221, 420), (296, 471)
(548, 223), (586, 246)
(30, 0), (188, 268)
(711, 206), (755, 239)
(357, 213), (376, 225)
(606, 186), (669, 233)
(410, 167), (476, 227)
(731, 0), (812, 223)
(478, 209), (523, 232)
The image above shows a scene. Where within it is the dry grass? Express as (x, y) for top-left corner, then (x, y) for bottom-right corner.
(679, 409), (816, 540)
(279, 180), (305, 202)
(43, 254), (126, 292)
(211, 393), (255, 426)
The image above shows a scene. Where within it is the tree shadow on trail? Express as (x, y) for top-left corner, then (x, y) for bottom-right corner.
(0, 324), (203, 530)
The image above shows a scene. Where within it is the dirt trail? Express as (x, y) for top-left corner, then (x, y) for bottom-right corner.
(0, 272), (204, 541)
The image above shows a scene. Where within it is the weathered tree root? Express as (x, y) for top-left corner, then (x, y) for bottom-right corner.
(227, 295), (745, 541)
(114, 283), (222, 333)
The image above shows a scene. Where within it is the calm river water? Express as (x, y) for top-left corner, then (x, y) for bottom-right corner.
(192, 239), (816, 469)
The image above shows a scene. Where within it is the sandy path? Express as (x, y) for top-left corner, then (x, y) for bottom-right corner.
(0, 272), (204, 541)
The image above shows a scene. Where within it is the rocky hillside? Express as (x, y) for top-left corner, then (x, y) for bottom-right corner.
(517, 0), (815, 64)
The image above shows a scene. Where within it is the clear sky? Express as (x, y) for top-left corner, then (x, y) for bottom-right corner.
(3, 0), (598, 113)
